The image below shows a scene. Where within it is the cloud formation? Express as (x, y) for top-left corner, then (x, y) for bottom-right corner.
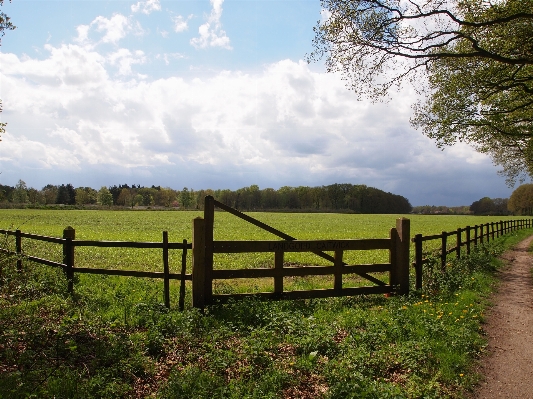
(190, 0), (232, 49)
(75, 14), (144, 47)
(0, 35), (503, 206)
(131, 0), (161, 15)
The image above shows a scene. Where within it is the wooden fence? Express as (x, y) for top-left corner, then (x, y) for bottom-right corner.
(411, 219), (533, 290)
(0, 228), (192, 310)
(2, 201), (532, 309)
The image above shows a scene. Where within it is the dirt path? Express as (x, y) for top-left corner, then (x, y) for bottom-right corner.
(474, 235), (533, 399)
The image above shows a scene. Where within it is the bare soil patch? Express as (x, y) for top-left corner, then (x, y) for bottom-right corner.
(474, 236), (533, 399)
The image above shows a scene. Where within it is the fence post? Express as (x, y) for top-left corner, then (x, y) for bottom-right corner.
(163, 231), (170, 309)
(179, 239), (188, 312)
(480, 224), (484, 244)
(389, 227), (398, 291)
(456, 228), (462, 259)
(413, 234), (423, 290)
(466, 226), (471, 255)
(15, 229), (22, 272)
(395, 218), (410, 295)
(63, 227), (75, 294)
(192, 217), (206, 309)
(474, 225), (478, 247)
(204, 196), (215, 305)
(441, 231), (447, 271)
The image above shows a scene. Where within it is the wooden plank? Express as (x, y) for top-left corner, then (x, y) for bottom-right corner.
(396, 218), (410, 295)
(168, 242), (193, 250)
(204, 196), (215, 304)
(73, 240), (164, 248)
(413, 234), (423, 290)
(211, 263), (391, 280)
(420, 234), (445, 242)
(74, 267), (166, 278)
(163, 231), (170, 308)
(334, 250), (343, 292)
(213, 238), (391, 253)
(179, 239), (188, 311)
(73, 268), (190, 280)
(26, 255), (65, 269)
(19, 232), (64, 244)
(192, 217), (206, 309)
(16, 230), (22, 271)
(211, 285), (391, 303)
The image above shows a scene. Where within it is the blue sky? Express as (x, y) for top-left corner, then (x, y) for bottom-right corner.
(0, 0), (520, 206)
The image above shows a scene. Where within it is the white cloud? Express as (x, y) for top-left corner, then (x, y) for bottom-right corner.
(173, 14), (192, 33)
(131, 0), (161, 15)
(107, 48), (147, 76)
(75, 14), (143, 47)
(190, 0), (231, 49)
(0, 45), (506, 205)
(156, 52), (186, 65)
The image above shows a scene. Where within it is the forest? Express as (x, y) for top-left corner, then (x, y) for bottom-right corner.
(0, 181), (413, 214)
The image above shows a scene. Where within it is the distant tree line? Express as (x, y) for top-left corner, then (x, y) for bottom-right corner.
(0, 181), (413, 214)
(469, 197), (510, 216)
(411, 205), (472, 215)
(413, 198), (511, 216)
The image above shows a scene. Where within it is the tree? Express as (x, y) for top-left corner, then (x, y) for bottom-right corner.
(12, 179), (28, 203)
(508, 184), (533, 215)
(117, 187), (134, 207)
(41, 184), (58, 205)
(179, 187), (192, 209)
(310, 0), (533, 184)
(97, 186), (113, 206)
(75, 187), (97, 205)
(56, 184), (75, 205)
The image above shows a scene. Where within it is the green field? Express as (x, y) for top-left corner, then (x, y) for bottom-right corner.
(1, 209), (532, 398)
(0, 209), (519, 242)
(0, 209), (524, 296)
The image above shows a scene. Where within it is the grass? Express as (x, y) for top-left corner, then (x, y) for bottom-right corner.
(0, 211), (532, 398)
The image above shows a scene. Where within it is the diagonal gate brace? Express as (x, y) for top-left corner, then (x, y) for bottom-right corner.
(213, 200), (386, 287)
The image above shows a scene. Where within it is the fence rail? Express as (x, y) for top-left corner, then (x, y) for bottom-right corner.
(411, 219), (533, 290)
(0, 228), (192, 310)
(2, 212), (532, 310)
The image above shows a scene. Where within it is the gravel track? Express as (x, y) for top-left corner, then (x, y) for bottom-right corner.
(474, 236), (533, 399)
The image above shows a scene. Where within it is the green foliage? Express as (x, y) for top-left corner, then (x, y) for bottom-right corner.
(508, 184), (533, 215)
(311, 0), (533, 184)
(97, 186), (113, 206)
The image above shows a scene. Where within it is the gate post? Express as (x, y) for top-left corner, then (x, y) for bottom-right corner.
(395, 218), (410, 295)
(204, 196), (215, 305)
(192, 217), (206, 309)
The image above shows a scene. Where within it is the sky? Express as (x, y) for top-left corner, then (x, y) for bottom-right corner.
(0, 0), (520, 206)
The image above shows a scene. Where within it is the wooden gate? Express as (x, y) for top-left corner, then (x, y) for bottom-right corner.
(191, 196), (410, 308)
